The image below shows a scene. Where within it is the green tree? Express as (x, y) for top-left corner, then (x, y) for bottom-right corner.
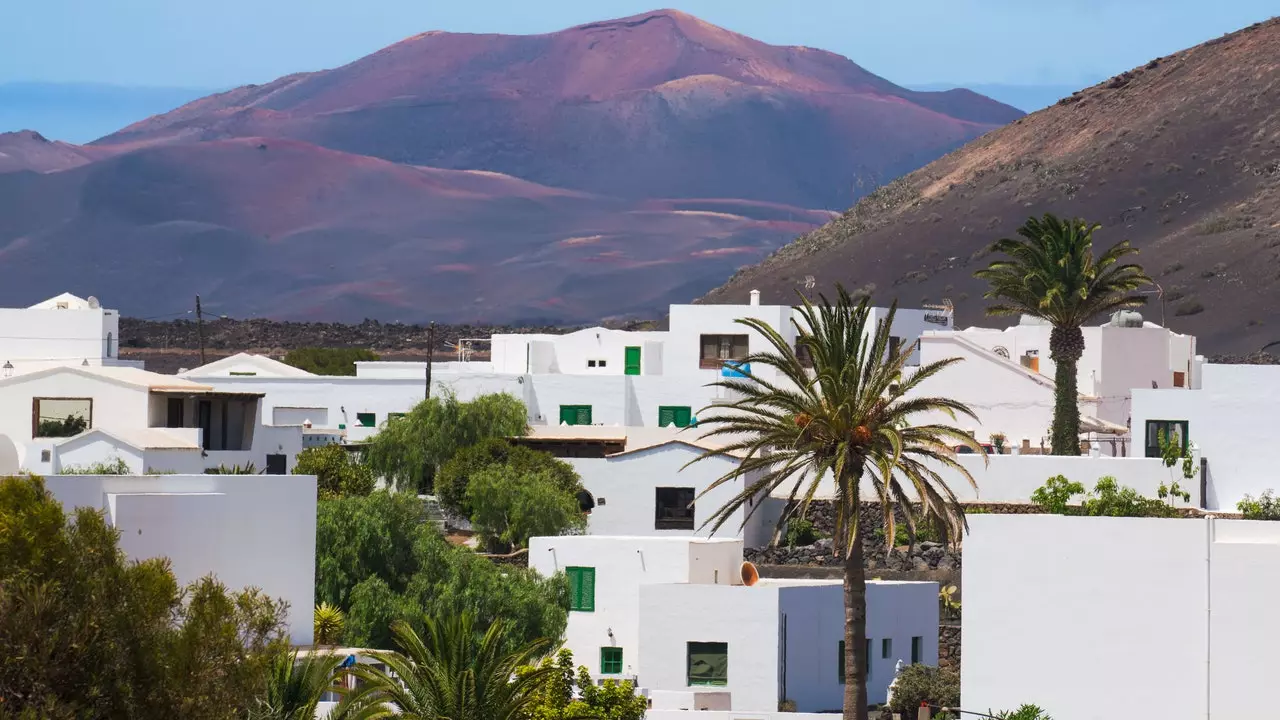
(467, 464), (587, 553)
(296, 444), (376, 499)
(687, 288), (981, 720)
(348, 612), (557, 720)
(0, 473), (289, 719)
(316, 492), (568, 652)
(975, 214), (1151, 455)
(435, 438), (579, 518)
(315, 491), (424, 610)
(522, 648), (646, 720)
(363, 391), (529, 493)
(283, 348), (380, 376)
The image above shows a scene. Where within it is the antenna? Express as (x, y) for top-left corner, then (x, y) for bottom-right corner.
(803, 275), (816, 290)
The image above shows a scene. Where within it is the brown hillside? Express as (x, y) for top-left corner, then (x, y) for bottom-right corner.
(702, 17), (1280, 355)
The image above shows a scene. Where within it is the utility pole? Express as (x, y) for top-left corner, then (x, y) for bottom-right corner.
(195, 295), (207, 366)
(424, 321), (435, 399)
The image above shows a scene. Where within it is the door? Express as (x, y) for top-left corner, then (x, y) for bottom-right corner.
(624, 346), (641, 376)
(198, 400), (213, 450)
(265, 454), (287, 475)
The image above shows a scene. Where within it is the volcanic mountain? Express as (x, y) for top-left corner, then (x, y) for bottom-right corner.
(703, 17), (1280, 355)
(0, 9), (1020, 323)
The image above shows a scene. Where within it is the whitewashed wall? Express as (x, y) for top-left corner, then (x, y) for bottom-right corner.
(1132, 364), (1278, 511)
(43, 473), (317, 645)
(526, 375), (628, 426)
(0, 372), (150, 468)
(960, 514), (1280, 720)
(0, 303), (119, 369)
(527, 536), (742, 681)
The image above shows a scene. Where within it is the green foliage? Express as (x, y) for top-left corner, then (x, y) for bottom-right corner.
(939, 584), (960, 620)
(251, 650), (346, 720)
(1238, 490), (1280, 520)
(36, 414), (88, 438)
(1029, 475), (1085, 515)
(783, 517), (820, 547)
(0, 474), (289, 718)
(204, 462), (262, 474)
(996, 704), (1054, 720)
(314, 602), (345, 646)
(346, 612), (558, 720)
(282, 347), (379, 376)
(58, 456), (132, 474)
(521, 648), (647, 720)
(316, 492), (568, 652)
(295, 444), (375, 499)
(1031, 475), (1178, 518)
(467, 464), (587, 553)
(435, 438), (579, 518)
(975, 213), (1151, 455)
(990, 433), (1007, 454)
(364, 390), (529, 493)
(888, 664), (960, 717)
(1156, 428), (1193, 506)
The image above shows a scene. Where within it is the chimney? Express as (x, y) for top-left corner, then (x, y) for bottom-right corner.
(749, 289), (760, 306)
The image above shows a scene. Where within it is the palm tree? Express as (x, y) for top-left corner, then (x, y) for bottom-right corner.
(314, 602), (346, 646)
(687, 287), (982, 720)
(254, 650), (353, 720)
(348, 612), (558, 720)
(975, 214), (1151, 454)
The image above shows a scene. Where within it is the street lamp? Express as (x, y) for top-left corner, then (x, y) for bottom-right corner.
(2, 361), (12, 378)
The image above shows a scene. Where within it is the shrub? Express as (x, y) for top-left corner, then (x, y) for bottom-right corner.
(1238, 490), (1280, 520)
(59, 457), (132, 475)
(888, 664), (959, 717)
(784, 518), (820, 547)
(282, 347), (379, 375)
(1029, 475), (1085, 514)
(294, 443), (375, 498)
(1030, 476), (1177, 518)
(37, 415), (88, 438)
(467, 464), (587, 553)
(435, 437), (578, 519)
(996, 705), (1054, 720)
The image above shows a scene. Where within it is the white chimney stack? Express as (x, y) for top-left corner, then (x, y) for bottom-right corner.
(749, 289), (761, 306)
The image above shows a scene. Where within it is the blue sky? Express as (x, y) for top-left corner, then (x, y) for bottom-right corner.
(1, 0), (1275, 88)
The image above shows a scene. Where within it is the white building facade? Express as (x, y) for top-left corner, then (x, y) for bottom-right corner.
(0, 292), (142, 377)
(43, 472), (317, 645)
(962, 513), (1280, 720)
(527, 536), (938, 716)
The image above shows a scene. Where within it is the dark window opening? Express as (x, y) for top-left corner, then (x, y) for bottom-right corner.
(687, 642), (727, 686)
(699, 334), (749, 369)
(32, 397), (92, 438)
(265, 454), (287, 475)
(655, 487), (696, 530)
(166, 398), (185, 428)
(1145, 420), (1188, 458)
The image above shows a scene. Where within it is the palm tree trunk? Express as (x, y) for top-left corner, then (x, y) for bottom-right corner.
(1049, 325), (1085, 455)
(842, 515), (869, 720)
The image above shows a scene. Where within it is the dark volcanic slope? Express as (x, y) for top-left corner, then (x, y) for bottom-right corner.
(94, 9), (1019, 211)
(0, 9), (1020, 324)
(703, 17), (1280, 355)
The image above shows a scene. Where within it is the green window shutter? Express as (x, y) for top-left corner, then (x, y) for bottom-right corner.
(673, 406), (692, 428)
(601, 647), (623, 674)
(576, 406), (592, 425)
(838, 640), (845, 684)
(580, 567), (595, 611)
(356, 412), (376, 427)
(624, 346), (642, 375)
(567, 567), (581, 608)
(658, 406), (675, 427)
(560, 406), (592, 426)
(911, 636), (922, 664)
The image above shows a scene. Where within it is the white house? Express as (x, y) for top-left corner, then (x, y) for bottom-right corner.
(908, 311), (1195, 454)
(528, 536), (938, 715)
(42, 472), (317, 645)
(0, 365), (302, 475)
(0, 292), (143, 376)
(961, 513), (1280, 720)
(515, 426), (784, 547)
(1131, 361), (1276, 511)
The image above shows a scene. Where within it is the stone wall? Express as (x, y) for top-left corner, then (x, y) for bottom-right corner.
(938, 623), (961, 673)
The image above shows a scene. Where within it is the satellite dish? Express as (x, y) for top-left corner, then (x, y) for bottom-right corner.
(993, 346), (1010, 359)
(86, 296), (100, 309)
(740, 561), (759, 587)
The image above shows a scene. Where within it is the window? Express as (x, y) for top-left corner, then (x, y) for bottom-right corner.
(865, 639), (871, 677)
(566, 567), (595, 612)
(699, 334), (749, 369)
(655, 487), (696, 530)
(796, 339), (814, 368)
(559, 405), (593, 426)
(265, 454), (287, 475)
(882, 638), (892, 659)
(166, 397), (184, 428)
(1145, 420), (1188, 458)
(598, 360), (606, 368)
(889, 336), (904, 357)
(33, 398), (92, 438)
(356, 412), (376, 428)
(229, 371), (257, 376)
(658, 406), (693, 428)
(601, 647), (623, 675)
(105, 332), (115, 358)
(911, 636), (923, 664)
(838, 640), (844, 683)
(1173, 371), (1187, 387)
(687, 642), (727, 686)
(588, 359), (598, 368)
